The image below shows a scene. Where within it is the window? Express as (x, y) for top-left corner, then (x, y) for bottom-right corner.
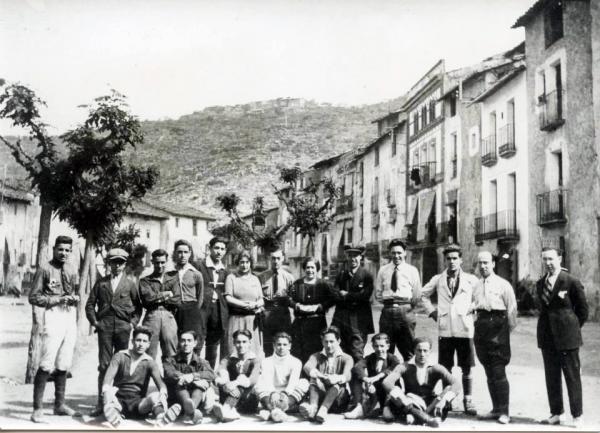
(193, 219), (198, 236)
(449, 94), (457, 117)
(359, 204), (364, 239)
(421, 106), (428, 127)
(544, 1), (563, 48)
(451, 133), (458, 179)
(175, 217), (179, 228)
(359, 162), (364, 197)
(374, 146), (380, 166)
(413, 112), (419, 133)
(146, 229), (150, 239)
(346, 228), (353, 244)
(391, 130), (397, 156)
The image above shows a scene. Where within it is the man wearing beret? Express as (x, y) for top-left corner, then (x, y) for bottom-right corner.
(86, 248), (142, 417)
(331, 244), (374, 363)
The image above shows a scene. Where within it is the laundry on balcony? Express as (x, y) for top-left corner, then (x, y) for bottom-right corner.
(410, 167), (421, 185)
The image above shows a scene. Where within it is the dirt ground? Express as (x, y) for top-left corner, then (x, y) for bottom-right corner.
(1, 295), (599, 431)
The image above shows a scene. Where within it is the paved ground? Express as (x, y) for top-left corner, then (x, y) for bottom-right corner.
(1, 295), (599, 430)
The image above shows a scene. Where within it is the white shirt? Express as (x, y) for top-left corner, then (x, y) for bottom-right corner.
(110, 273), (123, 293)
(546, 269), (561, 289)
(257, 353), (302, 393)
(206, 256), (225, 301)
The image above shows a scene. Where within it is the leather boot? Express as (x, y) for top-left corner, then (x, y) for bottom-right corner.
(462, 375), (477, 416)
(89, 374), (104, 417)
(407, 405), (439, 428)
(31, 369), (50, 423)
(53, 370), (82, 417)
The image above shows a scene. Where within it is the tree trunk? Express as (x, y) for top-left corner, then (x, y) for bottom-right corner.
(24, 202), (53, 384)
(77, 233), (97, 338)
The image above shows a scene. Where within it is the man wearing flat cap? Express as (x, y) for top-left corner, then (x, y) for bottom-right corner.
(86, 247), (143, 416)
(331, 244), (374, 363)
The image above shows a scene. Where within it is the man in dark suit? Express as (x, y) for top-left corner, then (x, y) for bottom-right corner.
(86, 248), (142, 416)
(537, 247), (588, 428)
(194, 236), (229, 368)
(331, 244), (374, 363)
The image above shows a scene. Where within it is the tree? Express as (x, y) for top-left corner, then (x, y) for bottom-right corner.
(104, 224), (148, 279)
(50, 90), (159, 336)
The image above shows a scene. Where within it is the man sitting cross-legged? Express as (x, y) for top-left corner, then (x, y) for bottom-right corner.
(382, 337), (457, 428)
(254, 332), (309, 423)
(101, 326), (180, 428)
(213, 329), (261, 422)
(343, 332), (401, 420)
(299, 326), (353, 424)
(163, 330), (217, 425)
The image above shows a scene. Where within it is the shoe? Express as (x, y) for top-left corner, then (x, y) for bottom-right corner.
(497, 414), (510, 424)
(157, 403), (181, 426)
(343, 404), (364, 419)
(191, 409), (203, 425)
(54, 404), (82, 417)
(222, 406), (240, 422)
(30, 409), (46, 423)
(270, 407), (287, 423)
(89, 406), (103, 417)
(258, 409), (271, 421)
(299, 402), (317, 420)
(426, 416), (440, 428)
(405, 413), (415, 425)
(478, 411), (499, 420)
(540, 414), (562, 425)
(463, 397), (477, 416)
(182, 397), (195, 416)
(572, 416), (584, 428)
(212, 403), (225, 422)
(314, 406), (328, 423)
(382, 405), (395, 423)
(103, 404), (122, 428)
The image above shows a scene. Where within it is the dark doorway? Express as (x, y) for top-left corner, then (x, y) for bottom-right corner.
(422, 247), (439, 287)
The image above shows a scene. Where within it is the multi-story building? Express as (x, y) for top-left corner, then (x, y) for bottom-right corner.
(514, 0), (600, 307)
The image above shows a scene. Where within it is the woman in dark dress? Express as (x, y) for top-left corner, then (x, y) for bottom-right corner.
(288, 257), (334, 364)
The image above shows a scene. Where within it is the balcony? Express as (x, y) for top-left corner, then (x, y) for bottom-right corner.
(481, 134), (497, 167)
(475, 210), (519, 243)
(371, 195), (379, 213)
(385, 189), (396, 207)
(437, 220), (457, 244)
(387, 207), (397, 224)
(538, 90), (564, 131)
(537, 188), (567, 226)
(409, 161), (442, 192)
(498, 123), (516, 158)
(335, 195), (354, 215)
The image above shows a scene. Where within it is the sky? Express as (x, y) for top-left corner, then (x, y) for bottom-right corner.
(0, 0), (529, 135)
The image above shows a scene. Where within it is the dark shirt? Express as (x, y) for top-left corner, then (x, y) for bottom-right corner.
(288, 279), (334, 317)
(103, 350), (166, 397)
(29, 259), (79, 308)
(163, 351), (216, 386)
(138, 271), (181, 310)
(85, 274), (142, 327)
(218, 354), (261, 386)
(383, 363), (456, 402)
(353, 352), (401, 380)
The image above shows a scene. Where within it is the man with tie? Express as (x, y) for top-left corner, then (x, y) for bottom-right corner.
(86, 248), (143, 416)
(172, 240), (205, 340)
(258, 247), (295, 357)
(331, 244), (374, 362)
(29, 235), (82, 423)
(537, 247), (588, 428)
(421, 244), (479, 416)
(472, 251), (517, 425)
(374, 239), (421, 363)
(195, 236), (230, 367)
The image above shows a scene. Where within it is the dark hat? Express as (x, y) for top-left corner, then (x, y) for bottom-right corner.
(343, 244), (365, 255)
(107, 248), (128, 262)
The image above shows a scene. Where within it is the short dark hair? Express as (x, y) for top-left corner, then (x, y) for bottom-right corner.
(371, 332), (390, 345)
(541, 246), (562, 257)
(173, 239), (194, 261)
(413, 336), (432, 350)
(180, 330), (197, 340)
(54, 235), (73, 246)
(320, 326), (341, 340)
(133, 326), (153, 340)
(235, 250), (254, 267)
(443, 244), (462, 257)
(302, 256), (321, 272)
(273, 332), (292, 344)
(232, 329), (252, 341)
(151, 249), (169, 260)
(388, 238), (407, 251)
(209, 236), (228, 248)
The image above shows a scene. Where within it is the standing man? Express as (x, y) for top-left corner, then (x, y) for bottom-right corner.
(195, 236), (229, 367)
(86, 248), (143, 416)
(331, 244), (374, 362)
(258, 247), (295, 357)
(172, 240), (204, 338)
(537, 247), (588, 427)
(421, 244), (478, 416)
(472, 251), (517, 425)
(28, 235), (82, 423)
(375, 239), (421, 362)
(139, 249), (180, 361)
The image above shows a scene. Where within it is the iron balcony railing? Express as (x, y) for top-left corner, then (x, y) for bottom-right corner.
(475, 210), (519, 242)
(410, 161), (439, 187)
(498, 123), (516, 157)
(538, 90), (564, 131)
(481, 134), (497, 166)
(537, 188), (567, 225)
(437, 220), (457, 244)
(335, 195), (354, 215)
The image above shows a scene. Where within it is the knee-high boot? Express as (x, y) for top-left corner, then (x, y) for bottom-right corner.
(31, 369), (51, 422)
(53, 370), (81, 416)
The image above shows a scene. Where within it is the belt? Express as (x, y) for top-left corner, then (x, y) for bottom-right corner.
(476, 309), (506, 315)
(264, 299), (286, 308)
(148, 305), (177, 313)
(383, 299), (412, 308)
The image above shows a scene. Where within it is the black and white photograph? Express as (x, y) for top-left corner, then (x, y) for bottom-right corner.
(1, 0), (599, 430)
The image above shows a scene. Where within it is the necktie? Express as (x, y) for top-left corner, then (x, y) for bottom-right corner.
(542, 276), (553, 305)
(272, 271), (279, 297)
(60, 267), (69, 295)
(390, 266), (398, 292)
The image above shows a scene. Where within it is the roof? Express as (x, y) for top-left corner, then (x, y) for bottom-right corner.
(0, 180), (34, 203)
(370, 95), (408, 123)
(128, 199), (171, 219)
(150, 200), (216, 220)
(470, 64), (526, 104)
(513, 0), (548, 28)
(310, 151), (350, 170)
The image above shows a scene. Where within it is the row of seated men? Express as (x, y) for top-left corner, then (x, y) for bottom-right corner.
(101, 325), (456, 428)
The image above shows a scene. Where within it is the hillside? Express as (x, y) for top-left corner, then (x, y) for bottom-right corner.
(1, 96), (405, 217)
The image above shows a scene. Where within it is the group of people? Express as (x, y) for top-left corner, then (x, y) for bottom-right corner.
(28, 234), (589, 428)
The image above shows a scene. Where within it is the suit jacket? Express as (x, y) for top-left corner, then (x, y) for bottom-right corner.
(331, 267), (374, 335)
(195, 259), (229, 319)
(536, 271), (588, 350)
(85, 273), (142, 329)
(352, 352), (401, 380)
(421, 269), (478, 338)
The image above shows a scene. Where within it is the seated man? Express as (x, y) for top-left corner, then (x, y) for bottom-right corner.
(344, 332), (401, 419)
(213, 329), (261, 422)
(254, 332), (309, 423)
(163, 330), (217, 425)
(382, 337), (457, 428)
(299, 326), (353, 424)
(101, 326), (180, 428)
